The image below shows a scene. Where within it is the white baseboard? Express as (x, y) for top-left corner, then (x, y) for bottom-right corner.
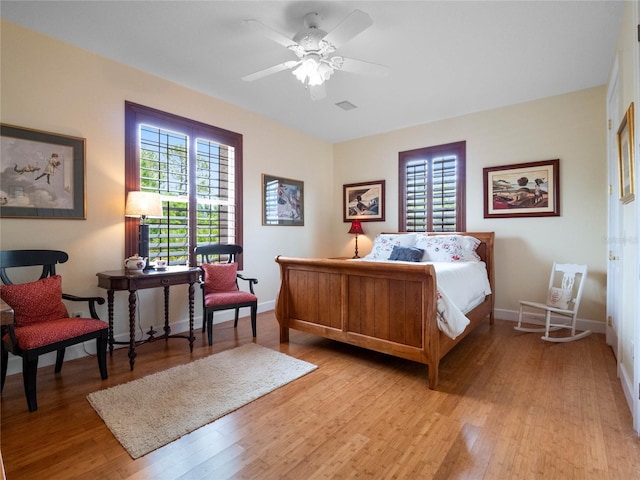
(4, 299), (276, 377)
(619, 360), (634, 413)
(5, 302), (601, 376)
(495, 308), (606, 334)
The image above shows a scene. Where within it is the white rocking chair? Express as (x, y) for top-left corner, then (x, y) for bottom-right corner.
(514, 262), (590, 342)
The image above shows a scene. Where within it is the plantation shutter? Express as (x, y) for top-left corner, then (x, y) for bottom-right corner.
(405, 160), (428, 231)
(195, 138), (235, 247)
(431, 155), (458, 232)
(399, 141), (466, 233)
(125, 102), (243, 267)
(139, 125), (235, 264)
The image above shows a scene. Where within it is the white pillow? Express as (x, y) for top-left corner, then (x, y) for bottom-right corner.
(364, 233), (417, 260)
(547, 287), (571, 309)
(415, 234), (481, 262)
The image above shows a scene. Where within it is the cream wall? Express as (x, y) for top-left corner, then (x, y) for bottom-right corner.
(1, 19), (610, 374)
(333, 87), (608, 325)
(0, 20), (334, 353)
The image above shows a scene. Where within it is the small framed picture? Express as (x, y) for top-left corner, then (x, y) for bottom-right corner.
(483, 159), (560, 218)
(343, 180), (385, 222)
(0, 124), (86, 219)
(617, 102), (635, 204)
(262, 174), (304, 226)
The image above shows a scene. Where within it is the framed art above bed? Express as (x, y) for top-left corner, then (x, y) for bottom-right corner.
(483, 159), (560, 218)
(343, 180), (385, 222)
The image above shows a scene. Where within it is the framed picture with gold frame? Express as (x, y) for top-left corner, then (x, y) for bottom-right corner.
(617, 102), (635, 204)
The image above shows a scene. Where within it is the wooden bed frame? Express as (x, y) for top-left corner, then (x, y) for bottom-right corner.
(274, 232), (494, 388)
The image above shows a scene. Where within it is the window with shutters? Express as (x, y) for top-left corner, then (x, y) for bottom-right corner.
(125, 102), (243, 267)
(398, 141), (466, 232)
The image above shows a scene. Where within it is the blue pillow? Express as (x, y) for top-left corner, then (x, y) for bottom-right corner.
(388, 246), (424, 262)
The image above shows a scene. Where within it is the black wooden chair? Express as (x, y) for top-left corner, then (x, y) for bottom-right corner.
(194, 244), (258, 346)
(0, 250), (108, 411)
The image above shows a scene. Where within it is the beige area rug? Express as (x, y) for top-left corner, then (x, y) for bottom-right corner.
(87, 343), (317, 459)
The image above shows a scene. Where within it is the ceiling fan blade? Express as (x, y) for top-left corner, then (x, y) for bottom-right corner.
(322, 10), (373, 49)
(338, 57), (390, 77)
(309, 84), (326, 101)
(242, 61), (299, 82)
(242, 19), (297, 49)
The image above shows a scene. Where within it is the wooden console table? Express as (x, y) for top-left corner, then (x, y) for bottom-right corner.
(96, 266), (200, 370)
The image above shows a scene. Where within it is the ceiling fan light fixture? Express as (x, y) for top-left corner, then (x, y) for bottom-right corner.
(292, 55), (334, 86)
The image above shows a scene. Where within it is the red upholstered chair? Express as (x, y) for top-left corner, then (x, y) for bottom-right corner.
(194, 244), (258, 346)
(0, 250), (108, 411)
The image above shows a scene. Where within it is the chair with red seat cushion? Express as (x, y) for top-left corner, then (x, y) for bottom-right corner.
(0, 250), (108, 411)
(194, 244), (258, 346)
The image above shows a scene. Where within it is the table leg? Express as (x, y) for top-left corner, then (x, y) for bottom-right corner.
(107, 290), (115, 356)
(128, 289), (137, 370)
(188, 281), (195, 352)
(163, 284), (170, 340)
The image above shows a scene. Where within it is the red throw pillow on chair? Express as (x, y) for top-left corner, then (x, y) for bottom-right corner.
(201, 263), (238, 294)
(0, 275), (107, 350)
(0, 275), (68, 326)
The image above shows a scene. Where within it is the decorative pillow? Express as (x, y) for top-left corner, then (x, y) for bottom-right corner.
(547, 287), (571, 309)
(0, 275), (68, 326)
(201, 262), (238, 294)
(415, 235), (481, 262)
(364, 233), (417, 260)
(389, 246), (425, 262)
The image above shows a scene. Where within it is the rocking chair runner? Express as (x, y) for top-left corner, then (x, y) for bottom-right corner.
(194, 244), (258, 346)
(0, 250), (108, 411)
(514, 262), (590, 342)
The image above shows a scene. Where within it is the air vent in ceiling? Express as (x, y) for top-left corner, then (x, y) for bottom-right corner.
(336, 100), (357, 111)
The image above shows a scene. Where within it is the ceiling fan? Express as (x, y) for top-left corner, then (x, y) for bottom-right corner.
(241, 9), (390, 100)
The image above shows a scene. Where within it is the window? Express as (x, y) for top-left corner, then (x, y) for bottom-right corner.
(398, 141), (466, 232)
(125, 102), (243, 267)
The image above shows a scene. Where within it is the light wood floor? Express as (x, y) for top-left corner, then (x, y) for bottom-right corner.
(1, 312), (639, 479)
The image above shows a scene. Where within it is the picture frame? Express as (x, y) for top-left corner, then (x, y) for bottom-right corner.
(262, 174), (304, 226)
(617, 102), (635, 204)
(483, 159), (560, 218)
(343, 180), (385, 222)
(0, 124), (86, 219)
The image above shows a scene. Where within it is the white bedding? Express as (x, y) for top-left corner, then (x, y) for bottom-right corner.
(352, 259), (492, 339)
(431, 262), (492, 339)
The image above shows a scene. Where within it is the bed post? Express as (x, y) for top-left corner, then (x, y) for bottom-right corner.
(274, 256), (289, 343)
(425, 270), (439, 389)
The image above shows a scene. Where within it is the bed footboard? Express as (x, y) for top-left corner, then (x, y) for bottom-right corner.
(275, 257), (443, 386)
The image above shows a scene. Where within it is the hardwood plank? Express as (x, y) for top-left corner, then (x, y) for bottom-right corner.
(2, 313), (639, 479)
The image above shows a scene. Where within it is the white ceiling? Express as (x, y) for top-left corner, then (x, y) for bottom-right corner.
(1, 1), (625, 143)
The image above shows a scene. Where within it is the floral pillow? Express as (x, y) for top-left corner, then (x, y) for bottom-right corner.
(201, 262), (238, 294)
(0, 275), (69, 326)
(363, 233), (417, 260)
(415, 234), (481, 262)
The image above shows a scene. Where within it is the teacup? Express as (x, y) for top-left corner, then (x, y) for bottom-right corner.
(155, 259), (167, 269)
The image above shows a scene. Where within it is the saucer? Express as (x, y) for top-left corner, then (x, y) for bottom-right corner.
(155, 266), (167, 271)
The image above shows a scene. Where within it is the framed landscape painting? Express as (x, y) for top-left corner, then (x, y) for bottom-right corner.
(0, 124), (86, 219)
(343, 180), (385, 222)
(483, 159), (560, 218)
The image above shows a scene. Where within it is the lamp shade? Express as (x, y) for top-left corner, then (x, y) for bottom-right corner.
(348, 220), (364, 235)
(125, 191), (163, 218)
